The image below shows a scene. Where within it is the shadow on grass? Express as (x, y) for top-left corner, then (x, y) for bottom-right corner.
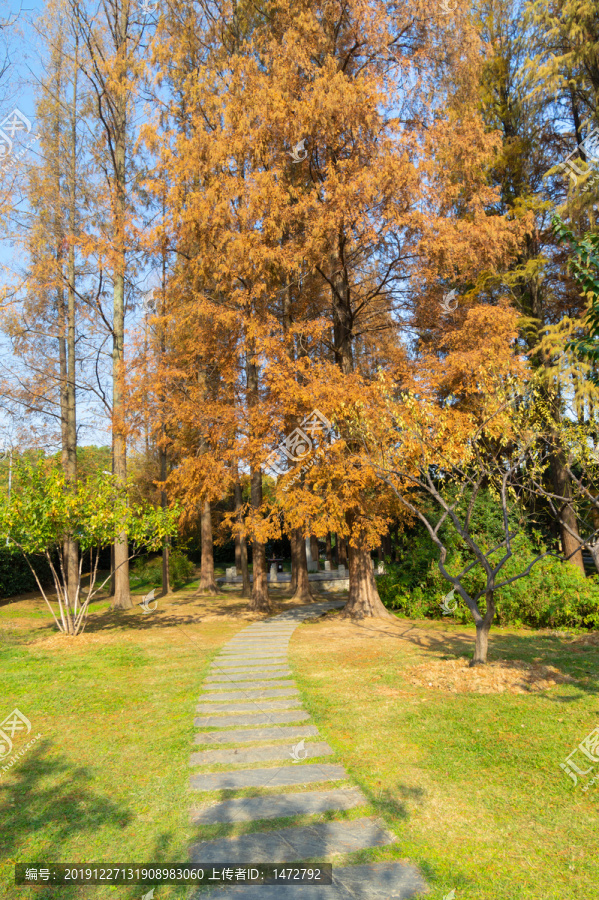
(338, 617), (599, 699)
(0, 738), (135, 897)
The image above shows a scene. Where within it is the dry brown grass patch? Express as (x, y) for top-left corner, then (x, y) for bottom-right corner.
(408, 657), (576, 694)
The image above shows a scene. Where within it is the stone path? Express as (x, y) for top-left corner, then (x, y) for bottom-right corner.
(189, 601), (426, 899)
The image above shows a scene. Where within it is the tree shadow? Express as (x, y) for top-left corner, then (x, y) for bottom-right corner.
(0, 738), (133, 897)
(341, 618), (599, 699)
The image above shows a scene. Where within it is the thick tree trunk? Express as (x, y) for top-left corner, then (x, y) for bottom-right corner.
(341, 518), (395, 620)
(470, 591), (496, 666)
(249, 466), (270, 611)
(291, 527), (314, 603)
(197, 500), (218, 594)
(310, 535), (320, 570)
(234, 480), (251, 598)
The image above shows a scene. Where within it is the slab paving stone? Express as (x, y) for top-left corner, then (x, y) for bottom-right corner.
(195, 699), (303, 714)
(217, 652), (288, 659)
(194, 710), (311, 728)
(226, 638), (290, 643)
(227, 636), (291, 642)
(195, 862), (426, 899)
(204, 669), (291, 682)
(215, 661), (289, 668)
(198, 688), (299, 702)
(189, 740), (333, 767)
(215, 653), (288, 661)
(222, 637), (289, 650)
(190, 787), (366, 824)
(189, 763), (347, 792)
(194, 725), (319, 745)
(217, 656), (289, 663)
(189, 817), (394, 863)
(212, 659), (288, 668)
(202, 680), (294, 692)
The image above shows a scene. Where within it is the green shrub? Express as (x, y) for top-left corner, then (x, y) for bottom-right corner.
(0, 546), (55, 599)
(379, 488), (599, 629)
(131, 550), (194, 589)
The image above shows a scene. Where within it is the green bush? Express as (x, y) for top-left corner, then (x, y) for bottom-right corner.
(131, 550), (195, 589)
(0, 546), (55, 599)
(379, 488), (599, 630)
(379, 546), (599, 629)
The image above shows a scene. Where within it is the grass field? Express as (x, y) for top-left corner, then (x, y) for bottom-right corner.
(1, 577), (597, 899)
(290, 612), (599, 900)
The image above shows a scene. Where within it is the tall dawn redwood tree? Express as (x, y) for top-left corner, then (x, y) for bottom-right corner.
(70, 0), (142, 608)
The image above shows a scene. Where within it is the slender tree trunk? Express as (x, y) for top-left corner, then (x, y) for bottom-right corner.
(341, 514), (394, 619)
(249, 466), (270, 611)
(550, 442), (585, 575)
(332, 532), (339, 566)
(325, 532), (333, 566)
(246, 342), (270, 612)
(108, 3), (131, 610)
(338, 537), (348, 566)
(291, 527), (314, 602)
(290, 531), (298, 594)
(471, 591), (496, 666)
(235, 531), (242, 572)
(197, 499), (218, 594)
(234, 478), (250, 597)
(160, 442), (170, 596)
(310, 535), (320, 570)
(65, 50), (79, 608)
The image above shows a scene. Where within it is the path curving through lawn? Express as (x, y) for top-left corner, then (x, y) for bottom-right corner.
(188, 601), (426, 899)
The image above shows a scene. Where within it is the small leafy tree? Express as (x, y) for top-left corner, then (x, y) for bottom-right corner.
(374, 393), (599, 664)
(0, 461), (179, 635)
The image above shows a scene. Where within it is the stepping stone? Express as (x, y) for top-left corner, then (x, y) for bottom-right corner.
(202, 680), (294, 692)
(195, 700), (303, 713)
(212, 659), (288, 668)
(194, 725), (319, 745)
(195, 862), (426, 898)
(216, 652), (288, 660)
(204, 669), (291, 682)
(217, 656), (289, 663)
(198, 688), (299, 702)
(189, 817), (394, 863)
(226, 638), (290, 643)
(194, 711), (311, 727)
(189, 740), (333, 767)
(190, 787), (366, 824)
(190, 763), (347, 792)
(223, 640), (290, 645)
(211, 659), (289, 668)
(227, 637), (291, 642)
(218, 652), (288, 659)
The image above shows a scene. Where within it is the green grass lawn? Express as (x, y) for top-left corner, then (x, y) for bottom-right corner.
(290, 612), (599, 900)
(0, 581), (247, 899)
(1, 581), (597, 900)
